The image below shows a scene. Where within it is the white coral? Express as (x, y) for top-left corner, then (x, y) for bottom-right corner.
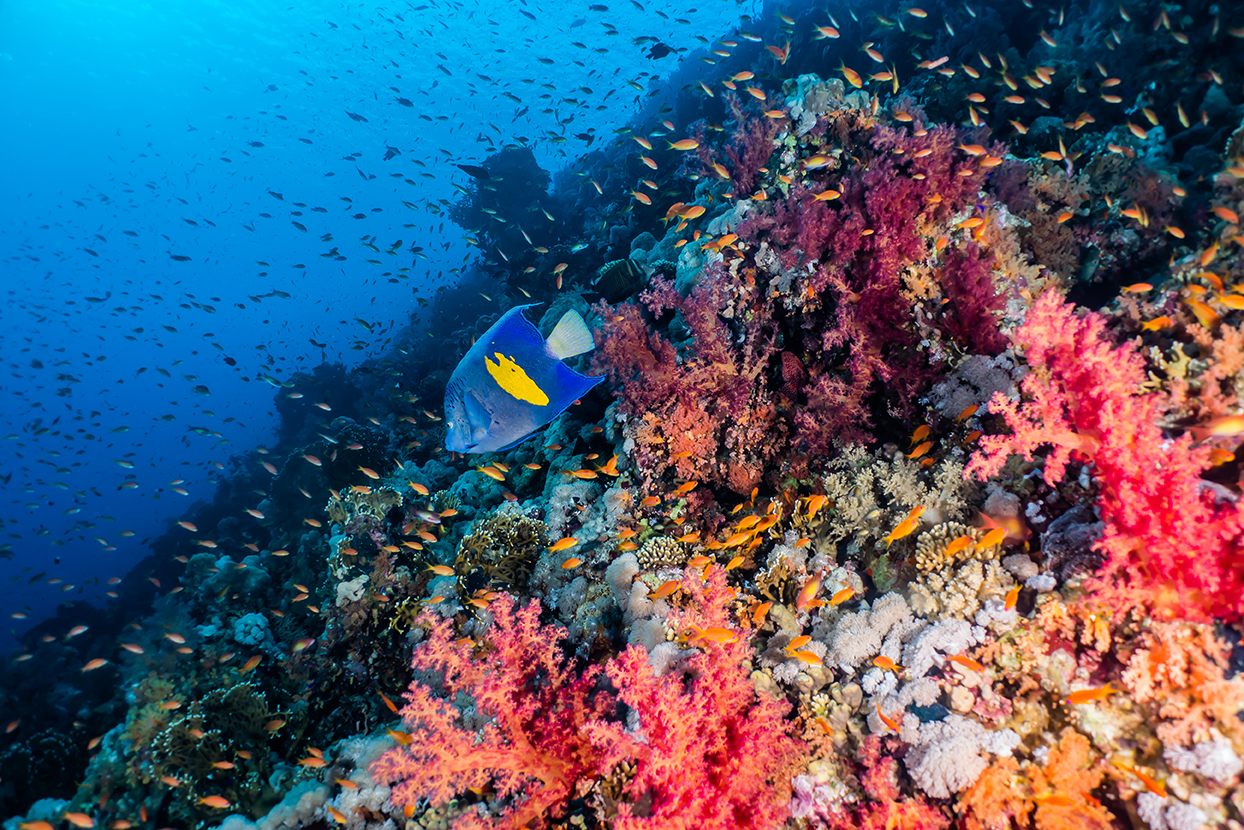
(903, 618), (978, 679)
(335, 575), (368, 607)
(1165, 738), (1243, 783)
(904, 715), (1019, 799)
(822, 592), (919, 672)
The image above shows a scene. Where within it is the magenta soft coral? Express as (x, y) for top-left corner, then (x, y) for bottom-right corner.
(592, 268), (782, 494)
(966, 292), (1244, 621)
(720, 91), (780, 196)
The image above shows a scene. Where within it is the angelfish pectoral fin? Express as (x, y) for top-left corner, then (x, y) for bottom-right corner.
(464, 390), (493, 441)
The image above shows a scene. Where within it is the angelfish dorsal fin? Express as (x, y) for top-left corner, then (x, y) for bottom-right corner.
(544, 310), (595, 360)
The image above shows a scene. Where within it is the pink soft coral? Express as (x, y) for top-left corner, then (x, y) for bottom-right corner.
(370, 596), (628, 829)
(966, 292), (1244, 621)
(606, 566), (804, 830)
(374, 568), (804, 830)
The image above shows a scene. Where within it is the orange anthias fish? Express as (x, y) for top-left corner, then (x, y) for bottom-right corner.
(475, 465), (505, 482)
(942, 535), (974, 559)
(1141, 316), (1174, 331)
(882, 512), (922, 548)
(947, 654), (985, 672)
(1066, 681), (1116, 704)
(805, 494), (829, 519)
(785, 635), (812, 653)
(1189, 414), (1244, 442)
(685, 626), (740, 646)
(1111, 759), (1167, 797)
(977, 510), (1031, 545)
(795, 571), (822, 611)
(907, 440), (934, 459)
(652, 580), (680, 600)
(875, 699), (901, 732)
(975, 526), (1007, 550)
(873, 655), (902, 674)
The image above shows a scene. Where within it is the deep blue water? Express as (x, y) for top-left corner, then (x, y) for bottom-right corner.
(0, 0), (753, 650)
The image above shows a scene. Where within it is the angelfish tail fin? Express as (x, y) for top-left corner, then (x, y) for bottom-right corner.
(545, 310), (595, 360)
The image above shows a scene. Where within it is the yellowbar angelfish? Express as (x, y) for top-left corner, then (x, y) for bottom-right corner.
(444, 304), (603, 453)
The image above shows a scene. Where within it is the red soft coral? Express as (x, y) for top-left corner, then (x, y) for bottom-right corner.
(592, 268), (782, 494)
(606, 565), (804, 830)
(967, 292), (1244, 621)
(370, 597), (629, 829)
(374, 569), (805, 830)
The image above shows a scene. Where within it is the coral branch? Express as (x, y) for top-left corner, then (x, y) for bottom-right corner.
(966, 293), (1244, 621)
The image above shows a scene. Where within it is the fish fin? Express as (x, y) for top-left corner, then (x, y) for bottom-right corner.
(464, 391), (492, 441)
(545, 310), (595, 360)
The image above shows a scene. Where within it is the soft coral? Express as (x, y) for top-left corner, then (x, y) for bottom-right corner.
(370, 597), (628, 829)
(967, 292), (1244, 621)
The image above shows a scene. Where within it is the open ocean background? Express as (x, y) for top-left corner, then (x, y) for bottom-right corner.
(0, 0), (754, 651)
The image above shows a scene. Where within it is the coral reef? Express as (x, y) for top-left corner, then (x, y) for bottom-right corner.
(6, 3), (1244, 830)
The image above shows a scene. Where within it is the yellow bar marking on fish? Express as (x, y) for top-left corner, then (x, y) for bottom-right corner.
(485, 352), (550, 406)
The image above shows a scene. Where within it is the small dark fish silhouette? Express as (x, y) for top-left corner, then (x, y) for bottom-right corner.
(456, 164), (491, 180)
(345, 111), (369, 122)
(646, 41), (674, 59)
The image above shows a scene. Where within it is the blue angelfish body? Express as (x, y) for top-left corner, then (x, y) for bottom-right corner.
(444, 304), (603, 453)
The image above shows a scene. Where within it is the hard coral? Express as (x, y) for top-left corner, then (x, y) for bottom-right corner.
(967, 292), (1244, 621)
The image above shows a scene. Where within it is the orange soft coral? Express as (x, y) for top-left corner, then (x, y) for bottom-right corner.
(959, 729), (1114, 830)
(958, 756), (1030, 830)
(1120, 619), (1244, 747)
